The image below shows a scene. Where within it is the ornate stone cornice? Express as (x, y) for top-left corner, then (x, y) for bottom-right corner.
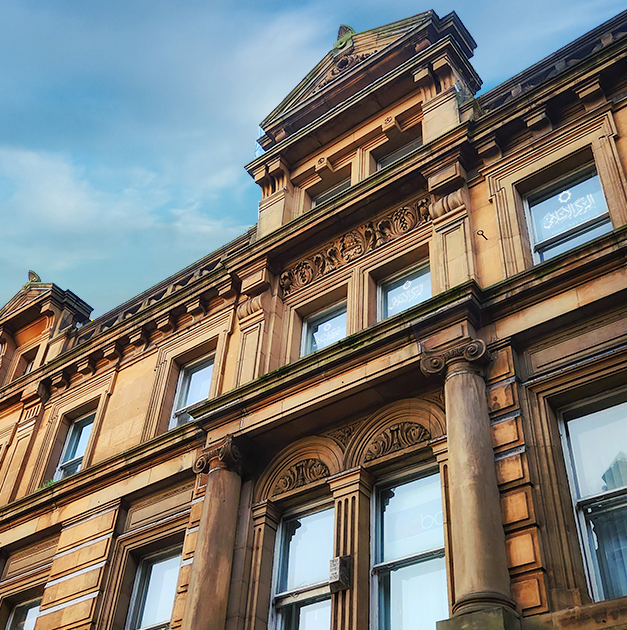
(280, 199), (430, 296)
(193, 434), (243, 476)
(420, 338), (489, 377)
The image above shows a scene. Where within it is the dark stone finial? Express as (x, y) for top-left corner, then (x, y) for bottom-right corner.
(337, 25), (355, 41)
(28, 270), (41, 283)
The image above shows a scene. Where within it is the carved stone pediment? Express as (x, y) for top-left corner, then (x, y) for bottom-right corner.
(280, 199), (429, 296)
(271, 458), (330, 496)
(364, 422), (431, 462)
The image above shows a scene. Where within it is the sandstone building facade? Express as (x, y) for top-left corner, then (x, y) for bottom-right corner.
(1, 9), (627, 630)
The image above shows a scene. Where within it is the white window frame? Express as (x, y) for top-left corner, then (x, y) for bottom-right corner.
(310, 177), (351, 208)
(53, 411), (95, 481)
(169, 354), (215, 429)
(4, 597), (41, 630)
(370, 467), (447, 630)
(300, 302), (347, 357)
(559, 387), (627, 602)
(523, 163), (612, 263)
(271, 501), (335, 630)
(125, 545), (182, 630)
(376, 135), (423, 171)
(377, 262), (431, 322)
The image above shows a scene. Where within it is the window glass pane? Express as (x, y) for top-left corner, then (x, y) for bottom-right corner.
(60, 460), (82, 477)
(63, 416), (94, 463)
(137, 553), (181, 629)
(297, 599), (331, 630)
(585, 501), (627, 600)
(377, 136), (423, 170)
(379, 556), (447, 630)
(530, 172), (608, 245)
(380, 474), (443, 562)
(381, 267), (431, 319)
(304, 307), (347, 355)
(311, 178), (351, 208)
(280, 509), (334, 591)
(6, 599), (41, 630)
(567, 401), (627, 498)
(178, 360), (214, 410)
(540, 219), (612, 261)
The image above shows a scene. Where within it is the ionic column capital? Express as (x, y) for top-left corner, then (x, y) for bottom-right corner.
(420, 338), (490, 378)
(193, 434), (243, 476)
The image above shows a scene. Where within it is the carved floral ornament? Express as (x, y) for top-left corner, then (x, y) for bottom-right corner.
(271, 459), (330, 497)
(280, 199), (430, 297)
(364, 422), (431, 462)
(313, 52), (376, 93)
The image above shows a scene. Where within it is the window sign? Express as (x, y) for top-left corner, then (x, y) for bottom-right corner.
(302, 305), (347, 356)
(564, 399), (627, 601)
(380, 266), (431, 320)
(527, 168), (611, 261)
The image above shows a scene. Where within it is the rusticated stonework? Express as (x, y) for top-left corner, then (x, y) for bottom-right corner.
(280, 199), (429, 296)
(364, 422), (430, 462)
(271, 459), (330, 496)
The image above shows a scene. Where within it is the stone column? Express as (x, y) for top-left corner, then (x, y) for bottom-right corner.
(421, 339), (516, 621)
(327, 468), (373, 630)
(182, 435), (243, 630)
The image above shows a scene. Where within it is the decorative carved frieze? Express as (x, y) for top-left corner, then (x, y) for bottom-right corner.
(280, 200), (429, 296)
(327, 421), (360, 448)
(420, 338), (489, 377)
(271, 458), (330, 496)
(313, 52), (375, 93)
(364, 422), (430, 461)
(193, 434), (243, 476)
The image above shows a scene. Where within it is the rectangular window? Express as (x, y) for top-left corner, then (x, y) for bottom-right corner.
(5, 598), (41, 630)
(54, 411), (95, 480)
(377, 135), (423, 170)
(169, 355), (214, 428)
(275, 508), (334, 630)
(525, 165), (612, 262)
(301, 304), (347, 357)
(374, 473), (448, 630)
(311, 177), (351, 208)
(563, 398), (627, 601)
(126, 547), (182, 630)
(379, 265), (431, 321)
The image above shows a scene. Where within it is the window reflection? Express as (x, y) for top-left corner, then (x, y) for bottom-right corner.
(380, 266), (431, 320)
(302, 305), (347, 357)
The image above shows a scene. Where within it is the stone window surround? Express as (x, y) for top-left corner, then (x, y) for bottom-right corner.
(286, 97), (424, 218)
(0, 589), (46, 630)
(96, 518), (187, 630)
(484, 109), (627, 279)
(142, 310), (233, 441)
(33, 371), (115, 492)
(280, 225), (431, 365)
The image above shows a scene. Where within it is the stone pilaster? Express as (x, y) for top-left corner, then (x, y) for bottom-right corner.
(327, 468), (373, 630)
(421, 339), (518, 626)
(182, 435), (243, 630)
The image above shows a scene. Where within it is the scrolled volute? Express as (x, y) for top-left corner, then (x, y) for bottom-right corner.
(420, 338), (489, 377)
(193, 434), (243, 476)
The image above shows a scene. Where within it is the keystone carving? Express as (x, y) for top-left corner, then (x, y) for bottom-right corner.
(193, 434), (243, 476)
(420, 339), (489, 377)
(271, 458), (330, 496)
(280, 199), (429, 296)
(364, 422), (431, 462)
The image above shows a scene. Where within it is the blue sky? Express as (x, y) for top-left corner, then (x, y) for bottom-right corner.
(1, 0), (624, 317)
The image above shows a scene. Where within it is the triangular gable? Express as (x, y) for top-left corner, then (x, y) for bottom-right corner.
(0, 284), (53, 324)
(261, 12), (433, 131)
